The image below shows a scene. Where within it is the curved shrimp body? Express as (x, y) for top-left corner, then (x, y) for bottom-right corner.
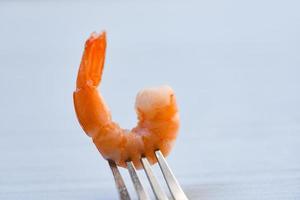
(73, 32), (179, 169)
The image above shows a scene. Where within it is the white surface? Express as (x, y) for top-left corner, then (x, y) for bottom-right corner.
(0, 1), (300, 199)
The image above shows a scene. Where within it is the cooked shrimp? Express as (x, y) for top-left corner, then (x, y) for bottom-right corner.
(73, 32), (179, 169)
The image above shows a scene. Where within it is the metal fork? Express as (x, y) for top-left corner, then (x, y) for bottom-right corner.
(108, 150), (188, 200)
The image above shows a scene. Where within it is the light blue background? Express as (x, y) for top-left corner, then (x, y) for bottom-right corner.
(0, 1), (300, 199)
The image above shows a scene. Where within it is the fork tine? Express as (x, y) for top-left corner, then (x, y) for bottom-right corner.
(155, 151), (189, 200)
(141, 157), (169, 200)
(126, 161), (150, 200)
(108, 160), (131, 200)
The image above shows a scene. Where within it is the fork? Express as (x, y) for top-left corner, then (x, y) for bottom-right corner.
(108, 150), (188, 200)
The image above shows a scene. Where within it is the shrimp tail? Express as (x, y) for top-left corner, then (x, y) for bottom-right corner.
(76, 32), (106, 89)
(73, 32), (111, 138)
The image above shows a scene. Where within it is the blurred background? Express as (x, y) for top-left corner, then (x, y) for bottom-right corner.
(0, 0), (300, 199)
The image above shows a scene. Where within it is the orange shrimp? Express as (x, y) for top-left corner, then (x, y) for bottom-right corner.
(73, 32), (179, 169)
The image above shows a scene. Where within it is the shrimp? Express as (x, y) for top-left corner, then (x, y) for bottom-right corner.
(73, 32), (179, 169)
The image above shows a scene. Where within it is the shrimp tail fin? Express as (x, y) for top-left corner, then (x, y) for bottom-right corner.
(74, 32), (111, 138)
(76, 31), (106, 89)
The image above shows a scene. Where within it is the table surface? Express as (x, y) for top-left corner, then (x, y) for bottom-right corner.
(1, 1), (300, 199)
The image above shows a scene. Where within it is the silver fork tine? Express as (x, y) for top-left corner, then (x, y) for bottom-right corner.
(126, 161), (150, 200)
(108, 160), (131, 200)
(141, 157), (169, 200)
(155, 151), (189, 200)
